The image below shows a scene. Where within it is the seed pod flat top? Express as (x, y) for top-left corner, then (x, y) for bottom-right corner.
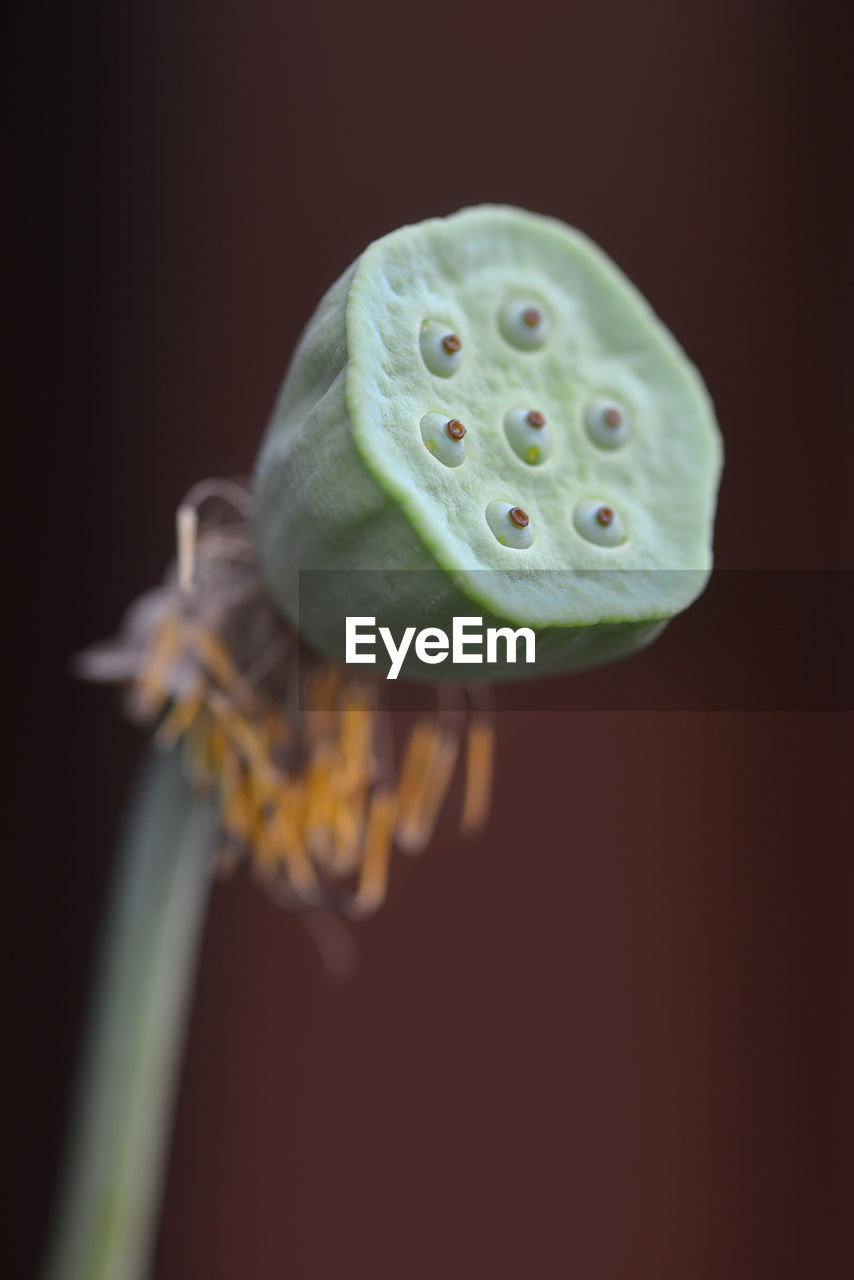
(255, 205), (723, 674)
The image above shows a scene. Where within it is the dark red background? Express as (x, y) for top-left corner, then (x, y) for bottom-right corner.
(16, 0), (852, 1276)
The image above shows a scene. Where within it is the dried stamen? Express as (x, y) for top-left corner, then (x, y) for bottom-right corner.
(351, 788), (397, 917)
(460, 718), (494, 834)
(396, 722), (459, 855)
(395, 720), (441, 851)
(78, 477), (496, 930)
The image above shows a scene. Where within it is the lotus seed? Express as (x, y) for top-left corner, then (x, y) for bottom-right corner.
(573, 498), (627, 547)
(486, 500), (535, 549)
(498, 298), (549, 350)
(420, 412), (466, 467)
(420, 319), (463, 377)
(503, 407), (552, 466)
(585, 397), (631, 449)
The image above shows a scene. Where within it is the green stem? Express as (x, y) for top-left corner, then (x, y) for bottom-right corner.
(43, 749), (217, 1280)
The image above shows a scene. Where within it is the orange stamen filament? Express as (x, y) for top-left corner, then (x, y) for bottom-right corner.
(461, 718), (494, 834)
(352, 788), (397, 917)
(395, 720), (440, 849)
(397, 724), (459, 854)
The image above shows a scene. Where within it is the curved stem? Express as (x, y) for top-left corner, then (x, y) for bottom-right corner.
(43, 749), (217, 1280)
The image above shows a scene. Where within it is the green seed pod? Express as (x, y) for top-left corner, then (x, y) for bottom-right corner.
(253, 206), (722, 677)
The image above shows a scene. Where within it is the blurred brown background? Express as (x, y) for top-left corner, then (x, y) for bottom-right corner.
(15, 0), (852, 1276)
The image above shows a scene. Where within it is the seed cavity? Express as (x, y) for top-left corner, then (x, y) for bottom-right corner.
(420, 320), (463, 377)
(585, 397), (631, 449)
(486, 500), (535, 549)
(503, 406), (552, 466)
(498, 298), (549, 351)
(420, 412), (466, 467)
(573, 498), (627, 547)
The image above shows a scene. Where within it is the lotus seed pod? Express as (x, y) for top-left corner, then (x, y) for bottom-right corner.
(254, 205), (723, 677)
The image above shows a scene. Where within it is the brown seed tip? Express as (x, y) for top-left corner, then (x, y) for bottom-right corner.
(522, 307), (541, 328)
(441, 333), (462, 354)
(595, 505), (614, 527)
(445, 418), (466, 440)
(603, 407), (622, 428)
(509, 506), (529, 528)
(526, 409), (546, 428)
